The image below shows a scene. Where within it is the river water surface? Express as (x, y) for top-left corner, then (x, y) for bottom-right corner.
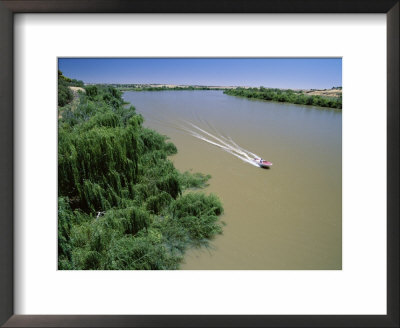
(123, 91), (342, 270)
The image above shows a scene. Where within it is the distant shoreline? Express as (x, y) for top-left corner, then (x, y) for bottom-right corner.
(223, 87), (342, 110)
(87, 83), (342, 94)
(117, 84), (342, 110)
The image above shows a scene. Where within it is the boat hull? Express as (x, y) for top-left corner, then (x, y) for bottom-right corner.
(253, 158), (273, 168)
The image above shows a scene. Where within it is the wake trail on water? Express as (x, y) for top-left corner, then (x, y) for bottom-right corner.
(143, 113), (263, 167)
(178, 120), (261, 167)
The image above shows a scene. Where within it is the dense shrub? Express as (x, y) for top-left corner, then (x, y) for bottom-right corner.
(58, 77), (224, 270)
(58, 70), (84, 107)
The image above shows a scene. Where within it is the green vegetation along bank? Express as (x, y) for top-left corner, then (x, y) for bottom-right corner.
(58, 75), (224, 270)
(58, 70), (84, 107)
(224, 87), (342, 109)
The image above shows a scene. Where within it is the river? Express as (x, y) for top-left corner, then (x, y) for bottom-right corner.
(123, 90), (342, 270)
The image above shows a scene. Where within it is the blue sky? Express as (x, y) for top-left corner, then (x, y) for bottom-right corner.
(58, 58), (342, 89)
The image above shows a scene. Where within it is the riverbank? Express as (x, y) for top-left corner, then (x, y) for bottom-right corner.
(58, 79), (224, 270)
(224, 87), (342, 109)
(116, 84), (342, 109)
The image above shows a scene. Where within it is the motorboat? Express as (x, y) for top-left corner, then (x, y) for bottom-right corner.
(253, 158), (273, 168)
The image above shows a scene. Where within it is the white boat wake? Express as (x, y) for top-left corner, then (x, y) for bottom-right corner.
(179, 121), (262, 167)
(143, 113), (266, 167)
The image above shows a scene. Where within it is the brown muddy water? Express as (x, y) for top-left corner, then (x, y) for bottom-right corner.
(123, 91), (342, 270)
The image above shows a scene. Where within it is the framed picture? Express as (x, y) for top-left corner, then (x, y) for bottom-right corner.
(0, 0), (398, 327)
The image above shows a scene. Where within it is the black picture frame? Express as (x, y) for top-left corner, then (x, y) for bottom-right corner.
(0, 1), (398, 327)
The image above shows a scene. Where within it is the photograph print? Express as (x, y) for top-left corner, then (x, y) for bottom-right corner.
(58, 58), (342, 270)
